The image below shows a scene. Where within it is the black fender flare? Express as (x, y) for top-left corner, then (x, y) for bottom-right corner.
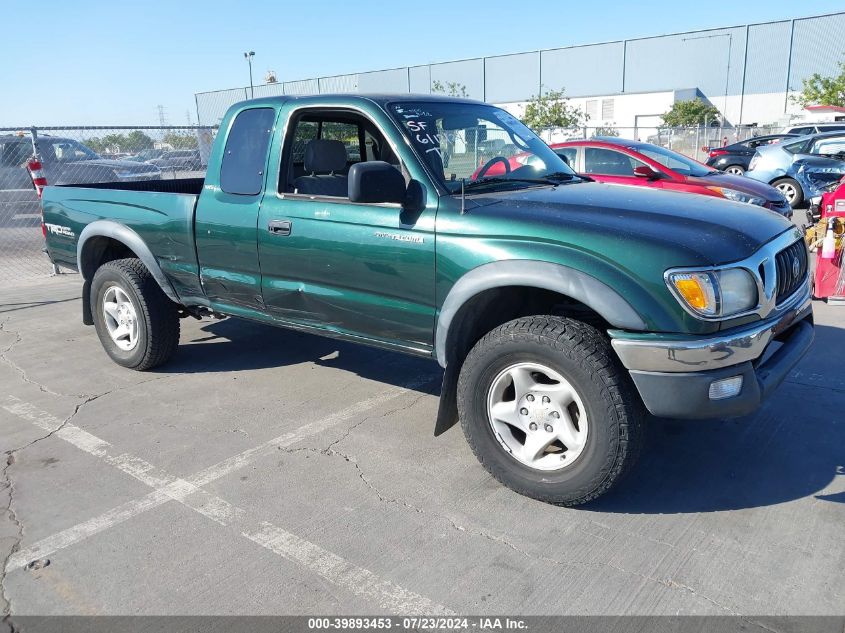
(77, 220), (180, 324)
(431, 260), (646, 436)
(434, 260), (646, 368)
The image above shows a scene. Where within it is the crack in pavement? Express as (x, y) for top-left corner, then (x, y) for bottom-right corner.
(0, 386), (129, 629)
(294, 395), (767, 620)
(0, 319), (93, 400)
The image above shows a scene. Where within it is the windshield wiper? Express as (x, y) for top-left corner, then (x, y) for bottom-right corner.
(462, 176), (558, 190)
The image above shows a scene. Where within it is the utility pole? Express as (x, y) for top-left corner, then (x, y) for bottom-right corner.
(157, 105), (168, 127)
(244, 51), (255, 98)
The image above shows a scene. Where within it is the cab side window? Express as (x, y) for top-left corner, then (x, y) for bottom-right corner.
(583, 147), (641, 176)
(220, 107), (275, 196)
(280, 110), (399, 199)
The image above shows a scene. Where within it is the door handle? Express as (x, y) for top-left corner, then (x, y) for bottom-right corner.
(268, 220), (292, 236)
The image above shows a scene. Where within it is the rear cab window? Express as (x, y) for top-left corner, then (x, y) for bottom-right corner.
(220, 107), (275, 195)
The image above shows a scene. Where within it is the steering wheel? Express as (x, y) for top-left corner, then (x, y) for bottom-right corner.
(476, 156), (511, 179)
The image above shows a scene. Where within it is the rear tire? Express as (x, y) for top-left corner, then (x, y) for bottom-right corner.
(772, 177), (804, 208)
(91, 258), (180, 370)
(457, 316), (644, 506)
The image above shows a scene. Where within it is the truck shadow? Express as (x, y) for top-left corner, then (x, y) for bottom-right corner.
(161, 317), (843, 514)
(155, 316), (443, 394)
(589, 322), (844, 514)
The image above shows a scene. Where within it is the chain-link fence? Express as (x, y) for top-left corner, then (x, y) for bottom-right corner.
(0, 126), (216, 285)
(533, 125), (782, 162)
(0, 121), (791, 287)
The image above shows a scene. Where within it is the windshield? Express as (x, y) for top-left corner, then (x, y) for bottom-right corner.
(634, 144), (713, 177)
(388, 102), (577, 192)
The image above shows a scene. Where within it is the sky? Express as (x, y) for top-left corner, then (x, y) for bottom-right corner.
(1, 0), (844, 127)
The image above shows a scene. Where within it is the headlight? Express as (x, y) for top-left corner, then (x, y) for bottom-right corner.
(749, 155), (759, 171)
(667, 268), (758, 318)
(708, 186), (767, 206)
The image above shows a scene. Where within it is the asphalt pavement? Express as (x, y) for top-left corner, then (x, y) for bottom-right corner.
(0, 275), (843, 621)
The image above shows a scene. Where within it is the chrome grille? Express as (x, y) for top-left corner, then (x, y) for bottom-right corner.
(774, 239), (808, 303)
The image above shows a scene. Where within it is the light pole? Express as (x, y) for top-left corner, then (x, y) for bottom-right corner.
(244, 51), (255, 98)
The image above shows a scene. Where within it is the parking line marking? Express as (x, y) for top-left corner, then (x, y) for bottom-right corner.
(3, 382), (449, 614)
(244, 522), (454, 615)
(187, 376), (435, 487)
(6, 490), (170, 571)
(3, 377), (437, 568)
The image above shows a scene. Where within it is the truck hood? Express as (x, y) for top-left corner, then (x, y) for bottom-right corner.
(469, 181), (794, 266)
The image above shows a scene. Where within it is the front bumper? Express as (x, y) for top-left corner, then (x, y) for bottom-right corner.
(610, 293), (814, 419)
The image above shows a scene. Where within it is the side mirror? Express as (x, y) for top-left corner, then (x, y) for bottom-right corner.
(634, 165), (661, 180)
(348, 161), (406, 204)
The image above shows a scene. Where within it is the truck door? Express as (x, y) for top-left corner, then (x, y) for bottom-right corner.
(195, 106), (277, 313)
(257, 104), (437, 353)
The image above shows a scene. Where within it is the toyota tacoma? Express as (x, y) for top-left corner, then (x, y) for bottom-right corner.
(40, 95), (814, 505)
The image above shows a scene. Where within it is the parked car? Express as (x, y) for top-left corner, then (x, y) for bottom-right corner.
(706, 134), (798, 175)
(544, 138), (792, 216)
(0, 134), (161, 191)
(40, 94), (813, 506)
(148, 149), (202, 171)
(124, 148), (167, 163)
(746, 131), (845, 207)
(782, 122), (845, 135)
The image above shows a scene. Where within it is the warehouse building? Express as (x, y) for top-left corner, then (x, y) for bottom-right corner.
(195, 11), (845, 137)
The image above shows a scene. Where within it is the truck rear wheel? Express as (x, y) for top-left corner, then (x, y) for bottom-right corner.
(91, 258), (180, 370)
(457, 316), (643, 506)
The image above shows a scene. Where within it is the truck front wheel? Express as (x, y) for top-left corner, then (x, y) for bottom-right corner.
(457, 316), (643, 506)
(91, 258), (180, 370)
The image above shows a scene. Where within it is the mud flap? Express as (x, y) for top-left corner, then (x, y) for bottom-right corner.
(82, 278), (94, 325)
(433, 361), (459, 436)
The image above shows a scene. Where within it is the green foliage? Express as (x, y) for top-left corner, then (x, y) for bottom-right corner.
(162, 132), (198, 149)
(431, 80), (469, 98)
(126, 130), (154, 150)
(521, 87), (588, 131)
(84, 130), (155, 154)
(661, 99), (721, 127)
(594, 125), (620, 137)
(795, 59), (845, 108)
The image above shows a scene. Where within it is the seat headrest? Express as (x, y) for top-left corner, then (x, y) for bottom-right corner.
(304, 139), (347, 173)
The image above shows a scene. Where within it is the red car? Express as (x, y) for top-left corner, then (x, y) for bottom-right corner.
(476, 137), (793, 217)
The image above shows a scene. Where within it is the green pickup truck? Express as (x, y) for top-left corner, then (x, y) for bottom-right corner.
(41, 94), (814, 505)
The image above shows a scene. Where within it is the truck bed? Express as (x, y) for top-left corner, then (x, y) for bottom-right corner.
(42, 178), (205, 303)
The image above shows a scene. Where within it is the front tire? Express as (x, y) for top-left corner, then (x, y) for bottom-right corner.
(724, 165), (745, 176)
(772, 177), (804, 208)
(457, 316), (644, 506)
(91, 258), (180, 370)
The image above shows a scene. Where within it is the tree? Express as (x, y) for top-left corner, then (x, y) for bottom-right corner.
(163, 132), (198, 149)
(125, 130), (154, 151)
(431, 80), (468, 97)
(85, 136), (108, 153)
(661, 99), (721, 127)
(521, 87), (588, 131)
(795, 59), (845, 108)
(594, 125), (619, 137)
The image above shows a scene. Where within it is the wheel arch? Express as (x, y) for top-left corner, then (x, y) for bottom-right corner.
(434, 260), (646, 369)
(78, 220), (180, 324)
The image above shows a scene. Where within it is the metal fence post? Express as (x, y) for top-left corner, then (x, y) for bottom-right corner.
(695, 126), (700, 160)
